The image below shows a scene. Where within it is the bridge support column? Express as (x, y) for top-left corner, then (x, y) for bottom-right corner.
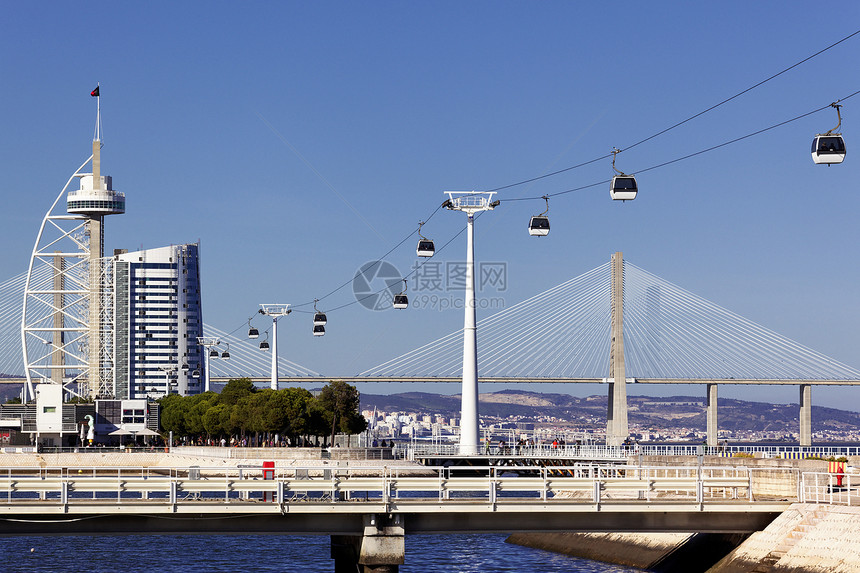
(800, 384), (812, 447)
(706, 383), (718, 447)
(606, 252), (628, 446)
(331, 514), (405, 573)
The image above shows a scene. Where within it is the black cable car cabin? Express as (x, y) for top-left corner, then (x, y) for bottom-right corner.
(313, 325), (325, 336)
(248, 327), (259, 339)
(528, 216), (550, 236)
(393, 293), (408, 309)
(259, 340), (270, 351)
(610, 175), (638, 201)
(417, 239), (435, 257)
(812, 135), (846, 164)
(313, 312), (327, 326)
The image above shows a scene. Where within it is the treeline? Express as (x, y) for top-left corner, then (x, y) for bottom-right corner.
(158, 378), (367, 446)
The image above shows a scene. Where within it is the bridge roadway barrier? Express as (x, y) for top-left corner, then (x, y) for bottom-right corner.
(633, 455), (854, 501)
(0, 463), (786, 527)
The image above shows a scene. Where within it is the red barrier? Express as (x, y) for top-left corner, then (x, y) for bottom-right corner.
(263, 461), (275, 502)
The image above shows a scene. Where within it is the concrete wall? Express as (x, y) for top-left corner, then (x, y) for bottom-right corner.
(506, 532), (690, 569)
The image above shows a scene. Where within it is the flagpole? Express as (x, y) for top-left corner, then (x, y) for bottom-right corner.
(93, 83), (101, 142)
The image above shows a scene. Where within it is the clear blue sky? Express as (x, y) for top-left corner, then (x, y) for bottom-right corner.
(2, 2), (859, 408)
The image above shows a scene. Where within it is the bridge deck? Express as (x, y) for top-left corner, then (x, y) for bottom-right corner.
(0, 463), (796, 536)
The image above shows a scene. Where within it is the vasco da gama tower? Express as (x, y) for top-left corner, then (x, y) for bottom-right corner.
(21, 87), (203, 401)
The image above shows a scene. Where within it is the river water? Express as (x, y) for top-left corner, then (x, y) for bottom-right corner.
(0, 533), (647, 572)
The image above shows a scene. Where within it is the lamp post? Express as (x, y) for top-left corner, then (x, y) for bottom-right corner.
(196, 337), (221, 392)
(259, 304), (290, 390)
(444, 192), (498, 455)
(156, 365), (177, 398)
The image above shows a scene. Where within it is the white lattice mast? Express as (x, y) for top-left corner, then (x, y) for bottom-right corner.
(21, 85), (125, 400)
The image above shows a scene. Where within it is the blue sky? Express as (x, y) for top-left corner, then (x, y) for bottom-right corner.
(2, 2), (859, 408)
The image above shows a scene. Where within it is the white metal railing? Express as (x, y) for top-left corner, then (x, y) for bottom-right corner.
(800, 471), (858, 506)
(173, 446), (404, 461)
(405, 443), (860, 459)
(0, 464), (772, 508)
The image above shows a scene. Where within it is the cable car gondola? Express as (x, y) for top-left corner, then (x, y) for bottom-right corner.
(528, 196), (550, 236)
(247, 318), (259, 339)
(209, 348), (219, 358)
(313, 300), (327, 326)
(221, 344), (230, 360)
(417, 240), (435, 257)
(812, 136), (846, 164)
(610, 148), (638, 201)
(416, 221), (435, 257)
(393, 279), (408, 309)
(812, 103), (846, 165)
(259, 331), (270, 351)
(610, 175), (638, 200)
(313, 324), (325, 337)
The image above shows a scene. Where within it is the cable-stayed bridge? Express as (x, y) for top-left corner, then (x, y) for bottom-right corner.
(357, 260), (860, 384)
(3, 253), (860, 446)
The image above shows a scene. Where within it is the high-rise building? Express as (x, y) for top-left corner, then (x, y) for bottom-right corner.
(113, 244), (203, 399)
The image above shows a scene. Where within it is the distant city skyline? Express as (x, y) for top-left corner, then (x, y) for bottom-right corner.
(2, 3), (859, 408)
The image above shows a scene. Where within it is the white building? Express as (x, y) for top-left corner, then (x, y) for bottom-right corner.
(113, 244), (204, 399)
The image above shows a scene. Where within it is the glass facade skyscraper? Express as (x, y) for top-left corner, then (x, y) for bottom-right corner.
(113, 244), (203, 399)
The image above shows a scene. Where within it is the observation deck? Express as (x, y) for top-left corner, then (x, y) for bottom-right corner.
(66, 174), (125, 216)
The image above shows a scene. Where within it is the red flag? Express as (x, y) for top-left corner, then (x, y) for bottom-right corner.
(91, 86), (100, 97)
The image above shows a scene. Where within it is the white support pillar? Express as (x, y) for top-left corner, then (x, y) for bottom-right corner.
(706, 383), (718, 447)
(606, 252), (628, 446)
(203, 344), (213, 393)
(800, 384), (812, 447)
(271, 315), (278, 390)
(460, 213), (479, 455)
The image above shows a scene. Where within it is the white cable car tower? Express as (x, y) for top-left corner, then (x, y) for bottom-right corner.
(259, 304), (290, 390)
(444, 191), (498, 455)
(21, 86), (125, 401)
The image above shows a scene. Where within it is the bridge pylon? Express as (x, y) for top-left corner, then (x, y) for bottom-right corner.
(606, 252), (628, 446)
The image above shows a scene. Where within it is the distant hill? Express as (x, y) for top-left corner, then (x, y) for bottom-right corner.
(360, 389), (860, 435)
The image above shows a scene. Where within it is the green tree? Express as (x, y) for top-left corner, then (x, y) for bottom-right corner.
(186, 392), (219, 436)
(279, 387), (314, 444)
(220, 378), (257, 406)
(159, 394), (189, 436)
(202, 402), (227, 438)
(317, 380), (366, 446)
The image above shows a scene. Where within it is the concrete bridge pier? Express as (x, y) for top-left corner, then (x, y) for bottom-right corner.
(606, 252), (629, 447)
(331, 514), (405, 572)
(706, 383), (718, 447)
(800, 384), (812, 447)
